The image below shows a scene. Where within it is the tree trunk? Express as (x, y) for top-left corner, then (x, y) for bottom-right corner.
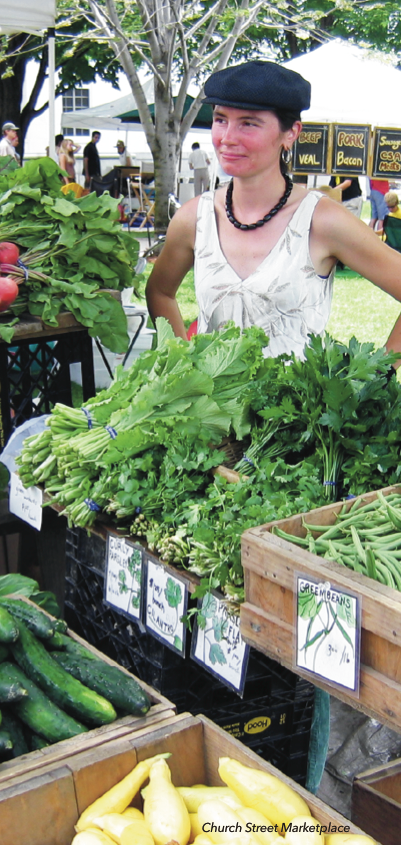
(0, 34), (27, 162)
(151, 78), (181, 233)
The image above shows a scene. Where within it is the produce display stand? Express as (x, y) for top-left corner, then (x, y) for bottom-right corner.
(0, 311), (96, 450)
(0, 623), (175, 787)
(240, 484), (401, 733)
(0, 711), (370, 845)
(352, 756), (401, 845)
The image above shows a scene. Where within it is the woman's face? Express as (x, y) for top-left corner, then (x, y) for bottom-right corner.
(212, 105), (300, 177)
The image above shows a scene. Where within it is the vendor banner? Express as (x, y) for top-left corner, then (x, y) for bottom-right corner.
(372, 127), (401, 178)
(292, 123), (330, 174)
(330, 124), (370, 175)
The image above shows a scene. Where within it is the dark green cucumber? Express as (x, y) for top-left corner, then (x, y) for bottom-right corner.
(0, 663), (87, 743)
(0, 598), (54, 640)
(51, 633), (100, 659)
(53, 653), (151, 716)
(0, 662), (28, 703)
(0, 729), (13, 753)
(45, 630), (67, 651)
(0, 644), (9, 662)
(10, 621), (117, 727)
(53, 618), (68, 634)
(29, 732), (50, 751)
(0, 606), (19, 643)
(0, 709), (29, 757)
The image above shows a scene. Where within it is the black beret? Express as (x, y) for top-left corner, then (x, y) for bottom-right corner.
(203, 61), (311, 113)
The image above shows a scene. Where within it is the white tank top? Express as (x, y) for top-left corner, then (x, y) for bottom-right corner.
(194, 189), (335, 359)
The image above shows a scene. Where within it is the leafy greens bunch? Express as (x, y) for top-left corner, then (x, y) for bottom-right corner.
(0, 156), (140, 351)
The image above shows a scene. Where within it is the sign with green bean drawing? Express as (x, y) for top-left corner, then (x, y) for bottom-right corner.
(296, 576), (360, 692)
(105, 534), (143, 620)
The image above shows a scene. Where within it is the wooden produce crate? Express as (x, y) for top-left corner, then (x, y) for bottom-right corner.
(352, 757), (401, 845)
(0, 623), (175, 785)
(240, 485), (401, 732)
(0, 711), (372, 845)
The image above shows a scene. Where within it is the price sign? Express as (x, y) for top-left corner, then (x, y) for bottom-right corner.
(191, 592), (249, 695)
(144, 555), (188, 655)
(331, 124), (370, 175)
(371, 128), (401, 178)
(292, 123), (330, 174)
(105, 534), (143, 620)
(9, 472), (43, 530)
(296, 576), (360, 694)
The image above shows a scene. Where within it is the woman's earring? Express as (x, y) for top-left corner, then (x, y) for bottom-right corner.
(281, 147), (292, 166)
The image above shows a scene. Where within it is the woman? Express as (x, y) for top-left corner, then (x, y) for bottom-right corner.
(146, 60), (401, 369)
(58, 138), (81, 184)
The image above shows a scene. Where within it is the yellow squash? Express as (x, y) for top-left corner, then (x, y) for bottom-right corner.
(236, 806), (279, 845)
(218, 757), (311, 827)
(76, 754), (170, 832)
(279, 814), (325, 844)
(72, 830), (116, 845)
(325, 836), (377, 844)
(120, 821), (155, 845)
(122, 808), (145, 822)
(177, 786), (244, 813)
(143, 757), (191, 845)
(189, 812), (203, 839)
(93, 812), (136, 842)
(193, 837), (215, 845)
(196, 798), (261, 845)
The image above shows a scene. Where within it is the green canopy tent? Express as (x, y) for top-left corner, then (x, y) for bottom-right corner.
(117, 96), (213, 129)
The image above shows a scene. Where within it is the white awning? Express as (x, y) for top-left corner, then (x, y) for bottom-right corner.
(0, 0), (55, 34)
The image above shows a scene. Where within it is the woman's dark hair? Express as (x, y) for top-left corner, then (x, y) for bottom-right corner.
(272, 109), (301, 175)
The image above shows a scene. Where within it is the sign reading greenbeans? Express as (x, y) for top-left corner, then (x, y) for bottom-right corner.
(273, 491), (401, 591)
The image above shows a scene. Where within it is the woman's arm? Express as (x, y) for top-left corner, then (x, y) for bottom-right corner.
(311, 199), (401, 365)
(145, 199), (198, 339)
(58, 153), (69, 184)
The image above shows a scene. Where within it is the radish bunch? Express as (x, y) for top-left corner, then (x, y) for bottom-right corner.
(0, 242), (20, 312)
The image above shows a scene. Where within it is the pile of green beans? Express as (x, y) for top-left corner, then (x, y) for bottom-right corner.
(272, 491), (401, 590)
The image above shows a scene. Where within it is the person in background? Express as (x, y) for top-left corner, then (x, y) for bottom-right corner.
(116, 140), (133, 166)
(369, 178), (390, 230)
(375, 191), (401, 241)
(188, 142), (211, 196)
(146, 59), (401, 374)
(58, 138), (81, 184)
(83, 131), (101, 188)
(0, 122), (19, 160)
(329, 176), (363, 218)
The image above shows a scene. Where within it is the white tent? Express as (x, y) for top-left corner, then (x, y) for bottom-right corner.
(61, 85), (155, 133)
(0, 0), (56, 155)
(284, 40), (401, 127)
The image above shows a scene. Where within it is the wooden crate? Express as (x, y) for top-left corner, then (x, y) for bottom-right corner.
(352, 757), (401, 845)
(240, 485), (401, 732)
(0, 711), (373, 845)
(0, 620), (175, 784)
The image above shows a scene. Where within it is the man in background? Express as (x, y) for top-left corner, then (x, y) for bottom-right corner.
(83, 131), (101, 188)
(116, 140), (133, 166)
(188, 141), (210, 196)
(0, 122), (19, 161)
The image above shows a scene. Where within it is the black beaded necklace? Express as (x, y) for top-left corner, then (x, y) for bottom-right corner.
(225, 174), (293, 231)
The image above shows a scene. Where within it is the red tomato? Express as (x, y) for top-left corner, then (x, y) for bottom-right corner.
(0, 276), (19, 311)
(0, 242), (20, 265)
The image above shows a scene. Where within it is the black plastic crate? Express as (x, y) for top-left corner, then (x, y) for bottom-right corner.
(64, 526), (315, 784)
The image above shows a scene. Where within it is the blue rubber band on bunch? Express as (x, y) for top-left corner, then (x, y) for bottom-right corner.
(81, 407), (93, 429)
(17, 258), (29, 281)
(135, 506), (142, 514)
(346, 494), (356, 500)
(84, 498), (101, 512)
(105, 426), (118, 439)
(323, 481), (337, 486)
(242, 454), (255, 466)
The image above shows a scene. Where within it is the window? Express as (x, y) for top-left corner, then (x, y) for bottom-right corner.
(62, 127), (90, 137)
(62, 88), (90, 113)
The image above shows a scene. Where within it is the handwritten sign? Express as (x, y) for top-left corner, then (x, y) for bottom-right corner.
(292, 123), (330, 174)
(105, 534), (143, 620)
(331, 124), (370, 175)
(371, 128), (401, 178)
(296, 576), (360, 693)
(145, 556), (188, 655)
(191, 592), (249, 694)
(9, 472), (43, 530)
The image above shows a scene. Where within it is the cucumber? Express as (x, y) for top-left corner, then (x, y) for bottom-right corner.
(0, 709), (30, 757)
(0, 644), (8, 662)
(10, 621), (117, 727)
(0, 606), (19, 643)
(53, 652), (151, 716)
(53, 618), (68, 634)
(0, 729), (13, 753)
(0, 598), (55, 640)
(0, 663), (87, 743)
(51, 633), (100, 659)
(0, 662), (28, 703)
(45, 630), (67, 651)
(29, 732), (50, 751)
